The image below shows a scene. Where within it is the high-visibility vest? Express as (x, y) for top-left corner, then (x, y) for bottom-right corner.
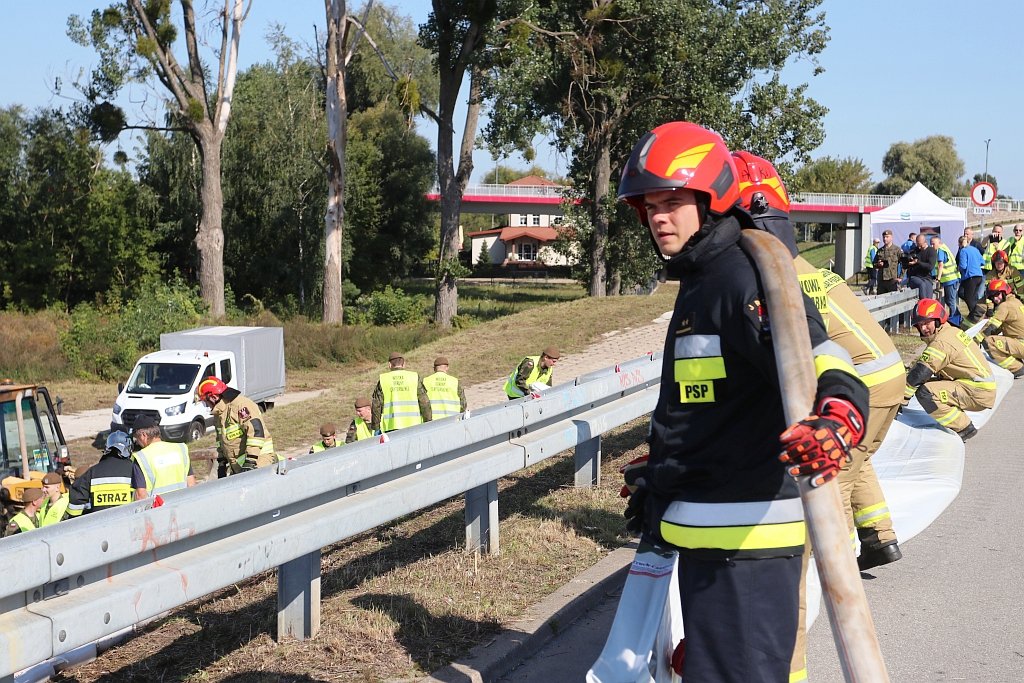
(863, 245), (878, 269)
(1009, 238), (1024, 271)
(310, 440), (331, 453)
(937, 244), (959, 284)
(133, 441), (191, 494)
(40, 494), (69, 526)
(353, 417), (373, 440)
(9, 511), (40, 533)
(983, 237), (1010, 270)
(422, 371), (462, 418)
(504, 356), (554, 398)
(379, 370), (422, 431)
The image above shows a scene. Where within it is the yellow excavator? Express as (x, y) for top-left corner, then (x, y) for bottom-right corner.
(0, 381), (74, 534)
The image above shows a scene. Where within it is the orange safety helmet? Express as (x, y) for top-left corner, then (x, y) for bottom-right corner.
(731, 150), (791, 214)
(618, 121), (740, 225)
(987, 278), (1012, 298)
(197, 376), (228, 401)
(912, 298), (949, 326)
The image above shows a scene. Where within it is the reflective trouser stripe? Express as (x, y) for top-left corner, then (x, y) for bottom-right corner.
(790, 667), (808, 682)
(935, 406), (963, 427)
(854, 501), (892, 528)
(960, 378), (996, 391)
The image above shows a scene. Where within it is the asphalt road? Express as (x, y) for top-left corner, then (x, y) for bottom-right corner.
(497, 381), (1024, 682)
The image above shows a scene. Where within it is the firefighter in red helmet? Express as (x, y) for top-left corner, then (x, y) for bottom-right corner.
(976, 279), (1024, 378)
(198, 377), (279, 476)
(905, 298), (995, 441)
(617, 122), (869, 682)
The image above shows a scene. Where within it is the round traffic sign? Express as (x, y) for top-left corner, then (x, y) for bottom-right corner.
(971, 181), (996, 206)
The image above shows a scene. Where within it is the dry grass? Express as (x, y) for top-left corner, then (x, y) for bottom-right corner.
(61, 420), (649, 682)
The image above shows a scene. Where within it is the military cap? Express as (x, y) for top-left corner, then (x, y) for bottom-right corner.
(22, 488), (44, 504)
(434, 357), (449, 368)
(354, 397), (371, 409)
(542, 346), (561, 360)
(388, 351), (404, 362)
(42, 472), (62, 485)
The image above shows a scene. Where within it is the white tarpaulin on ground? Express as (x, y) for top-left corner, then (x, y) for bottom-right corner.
(870, 182), (966, 245)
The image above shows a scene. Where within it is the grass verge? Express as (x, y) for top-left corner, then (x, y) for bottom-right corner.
(62, 420), (649, 682)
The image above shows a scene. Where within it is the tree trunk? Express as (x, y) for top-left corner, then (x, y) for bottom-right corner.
(194, 128), (226, 317)
(433, 67), (481, 328)
(589, 142), (612, 297)
(322, 0), (347, 324)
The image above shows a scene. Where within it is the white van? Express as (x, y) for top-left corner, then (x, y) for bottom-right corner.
(110, 326), (285, 442)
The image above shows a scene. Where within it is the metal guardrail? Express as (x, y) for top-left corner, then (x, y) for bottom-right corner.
(0, 354), (664, 681)
(860, 288), (920, 331)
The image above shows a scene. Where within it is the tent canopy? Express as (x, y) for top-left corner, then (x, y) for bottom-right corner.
(871, 182), (966, 244)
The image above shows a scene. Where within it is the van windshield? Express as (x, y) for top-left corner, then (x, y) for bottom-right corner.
(126, 363), (201, 395)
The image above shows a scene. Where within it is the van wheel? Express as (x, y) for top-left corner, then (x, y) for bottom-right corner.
(186, 420), (206, 443)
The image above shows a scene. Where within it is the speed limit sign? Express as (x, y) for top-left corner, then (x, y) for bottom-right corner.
(972, 181), (996, 207)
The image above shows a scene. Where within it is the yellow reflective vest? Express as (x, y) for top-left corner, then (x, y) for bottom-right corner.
(937, 244), (959, 284)
(422, 371), (462, 419)
(40, 494), (69, 526)
(352, 417), (373, 441)
(134, 440), (191, 495)
(504, 356), (554, 398)
(8, 511), (40, 534)
(863, 244), (878, 269)
(379, 370), (422, 431)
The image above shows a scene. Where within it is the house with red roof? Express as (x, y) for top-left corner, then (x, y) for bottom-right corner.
(466, 175), (576, 267)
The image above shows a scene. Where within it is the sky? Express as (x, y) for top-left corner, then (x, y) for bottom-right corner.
(2, 1), (1022, 196)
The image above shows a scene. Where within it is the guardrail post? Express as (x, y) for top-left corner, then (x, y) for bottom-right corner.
(465, 480), (499, 555)
(574, 435), (601, 488)
(277, 549), (321, 641)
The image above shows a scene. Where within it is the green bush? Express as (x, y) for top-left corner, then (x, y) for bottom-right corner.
(363, 286), (425, 326)
(60, 278), (205, 380)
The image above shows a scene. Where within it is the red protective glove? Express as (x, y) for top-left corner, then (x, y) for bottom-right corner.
(619, 454), (649, 498)
(779, 397), (865, 487)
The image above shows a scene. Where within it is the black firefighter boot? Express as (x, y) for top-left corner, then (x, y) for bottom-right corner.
(857, 528), (902, 571)
(956, 422), (978, 441)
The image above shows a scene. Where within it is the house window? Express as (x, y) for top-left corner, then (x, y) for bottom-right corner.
(517, 242), (537, 261)
(518, 214), (528, 226)
(532, 214), (541, 226)
(552, 215), (564, 225)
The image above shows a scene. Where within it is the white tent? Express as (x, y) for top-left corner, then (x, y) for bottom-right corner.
(871, 182), (966, 244)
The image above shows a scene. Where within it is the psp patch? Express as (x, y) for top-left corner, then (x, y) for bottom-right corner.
(238, 406), (251, 420)
(678, 381), (715, 403)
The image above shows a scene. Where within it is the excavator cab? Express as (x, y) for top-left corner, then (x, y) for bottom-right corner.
(1, 381), (72, 532)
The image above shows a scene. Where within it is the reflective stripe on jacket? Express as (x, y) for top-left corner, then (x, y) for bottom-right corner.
(134, 441), (191, 494)
(660, 498), (806, 557)
(423, 372), (461, 418)
(380, 370), (422, 431)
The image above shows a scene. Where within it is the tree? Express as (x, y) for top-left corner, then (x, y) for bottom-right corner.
(485, 0), (829, 296)
(792, 156), (874, 194)
(344, 105), (436, 290)
(417, 0), (501, 327)
(69, 0), (249, 317)
(322, 1), (436, 322)
(875, 135), (964, 197)
(0, 108), (159, 309)
(220, 41), (326, 314)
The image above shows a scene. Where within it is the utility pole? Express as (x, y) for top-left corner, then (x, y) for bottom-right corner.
(981, 138), (992, 236)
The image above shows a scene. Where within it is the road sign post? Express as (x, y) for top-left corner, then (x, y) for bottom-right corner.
(972, 181), (996, 234)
